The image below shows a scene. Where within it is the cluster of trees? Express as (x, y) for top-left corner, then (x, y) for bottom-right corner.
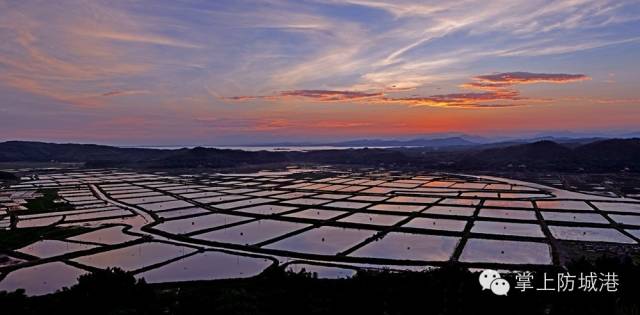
(1, 256), (639, 315)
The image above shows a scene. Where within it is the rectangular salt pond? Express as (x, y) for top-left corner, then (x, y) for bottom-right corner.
(360, 187), (395, 194)
(299, 183), (331, 190)
(285, 208), (346, 220)
(68, 226), (139, 245)
(349, 232), (459, 261)
(0, 262), (87, 296)
(156, 207), (211, 219)
(548, 226), (636, 243)
(234, 204), (297, 215)
(193, 195), (248, 204)
(592, 202), (640, 214)
(72, 200), (106, 206)
(501, 192), (549, 198)
(387, 196), (439, 204)
(423, 181), (455, 187)
(483, 200), (533, 209)
(193, 219), (311, 245)
(179, 191), (224, 199)
(402, 217), (468, 232)
(536, 200), (593, 211)
(484, 184), (512, 190)
(166, 188), (203, 194)
(318, 184), (350, 191)
(461, 192), (499, 198)
(119, 195), (176, 204)
(626, 229), (640, 239)
(424, 206), (475, 217)
(315, 193), (351, 200)
(271, 192), (316, 199)
(338, 213), (406, 226)
(379, 182), (418, 189)
(17, 206), (119, 219)
(359, 180), (386, 186)
(439, 198), (480, 206)
(109, 192), (160, 199)
(17, 216), (62, 228)
(541, 211), (609, 224)
(348, 195), (388, 202)
(64, 209), (133, 221)
(471, 221), (545, 238)
(263, 226), (375, 255)
(63, 195), (99, 202)
(101, 185), (139, 191)
(282, 198), (331, 206)
(139, 200), (194, 212)
(342, 179), (370, 185)
(459, 239), (552, 265)
(18, 239), (97, 258)
(154, 213), (251, 234)
(107, 188), (152, 195)
(73, 242), (196, 271)
(324, 201), (371, 210)
(200, 186), (229, 191)
(212, 198), (275, 210)
(281, 183), (315, 189)
(478, 209), (537, 221)
(395, 179), (427, 185)
(338, 185), (367, 192)
(609, 214), (640, 226)
(368, 204), (425, 213)
(136, 251), (272, 283)
(220, 188), (258, 194)
(451, 182), (487, 189)
(247, 190), (287, 197)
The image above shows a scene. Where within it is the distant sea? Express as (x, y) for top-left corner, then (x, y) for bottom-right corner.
(126, 145), (402, 152)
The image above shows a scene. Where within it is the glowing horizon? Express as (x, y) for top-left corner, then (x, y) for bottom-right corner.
(1, 0), (639, 145)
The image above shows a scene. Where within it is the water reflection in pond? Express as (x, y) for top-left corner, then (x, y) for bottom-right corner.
(136, 251), (272, 283)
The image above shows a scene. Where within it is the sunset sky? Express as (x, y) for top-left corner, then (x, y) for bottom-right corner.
(1, 0), (639, 145)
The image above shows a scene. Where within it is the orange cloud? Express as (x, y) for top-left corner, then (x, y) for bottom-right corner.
(279, 90), (384, 101)
(101, 90), (150, 97)
(221, 71), (589, 109)
(376, 90), (524, 108)
(223, 88), (525, 108)
(473, 72), (590, 85)
(221, 90), (383, 102)
(312, 121), (373, 128)
(459, 82), (513, 91)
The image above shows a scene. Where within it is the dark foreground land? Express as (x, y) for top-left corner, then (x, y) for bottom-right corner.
(1, 256), (639, 315)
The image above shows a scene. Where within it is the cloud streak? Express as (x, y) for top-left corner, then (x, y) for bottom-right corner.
(222, 71), (588, 108)
(474, 72), (590, 85)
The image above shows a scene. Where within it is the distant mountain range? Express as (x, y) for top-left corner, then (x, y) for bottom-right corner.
(1, 138), (639, 172)
(322, 136), (477, 148)
(244, 132), (639, 149)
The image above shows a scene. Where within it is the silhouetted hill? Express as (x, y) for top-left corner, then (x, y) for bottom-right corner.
(1, 139), (639, 172)
(461, 141), (575, 170)
(573, 138), (640, 170)
(457, 139), (640, 171)
(147, 147), (289, 168)
(0, 141), (169, 163)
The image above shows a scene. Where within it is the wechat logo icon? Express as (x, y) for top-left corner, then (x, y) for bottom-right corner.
(479, 269), (510, 296)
